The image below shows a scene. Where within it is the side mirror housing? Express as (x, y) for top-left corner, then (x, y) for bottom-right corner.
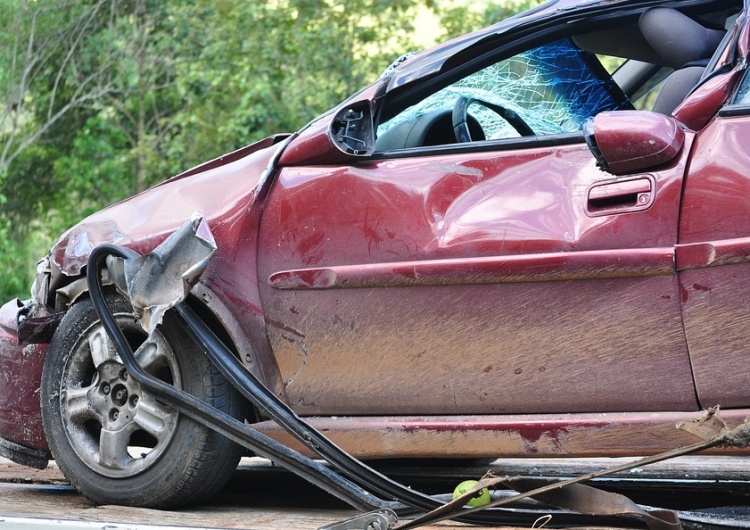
(279, 101), (376, 166)
(584, 111), (685, 175)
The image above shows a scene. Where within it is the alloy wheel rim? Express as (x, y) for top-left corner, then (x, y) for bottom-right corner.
(60, 316), (181, 478)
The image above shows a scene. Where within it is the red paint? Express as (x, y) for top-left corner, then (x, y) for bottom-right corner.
(1, 0), (749, 464)
(0, 301), (48, 451)
(680, 283), (690, 303)
(678, 106), (750, 409)
(396, 419), (600, 436)
(590, 111), (685, 175)
(257, 129), (695, 416)
(674, 70), (742, 130)
(269, 248), (676, 290)
(253, 412), (748, 458)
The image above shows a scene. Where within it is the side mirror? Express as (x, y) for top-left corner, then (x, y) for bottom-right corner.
(584, 111), (685, 175)
(278, 100), (377, 166)
(330, 102), (375, 156)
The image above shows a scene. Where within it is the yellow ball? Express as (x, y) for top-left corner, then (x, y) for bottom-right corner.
(452, 480), (491, 507)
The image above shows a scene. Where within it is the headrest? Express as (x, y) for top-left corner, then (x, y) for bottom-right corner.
(639, 8), (725, 69)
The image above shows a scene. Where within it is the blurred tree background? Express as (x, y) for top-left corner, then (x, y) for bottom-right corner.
(0, 0), (541, 301)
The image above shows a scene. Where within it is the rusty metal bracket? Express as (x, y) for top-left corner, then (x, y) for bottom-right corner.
(318, 509), (398, 530)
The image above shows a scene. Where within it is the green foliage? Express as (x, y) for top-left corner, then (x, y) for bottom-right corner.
(0, 215), (25, 300)
(52, 113), (133, 227)
(0, 0), (545, 302)
(0, 171), (23, 298)
(163, 0), (428, 165)
(0, 0), (434, 301)
(437, 0), (544, 39)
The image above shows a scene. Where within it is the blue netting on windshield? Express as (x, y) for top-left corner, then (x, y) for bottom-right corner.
(520, 37), (632, 131)
(379, 37), (633, 140)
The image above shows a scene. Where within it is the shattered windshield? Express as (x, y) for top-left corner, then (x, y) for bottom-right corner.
(377, 37), (633, 144)
(733, 70), (750, 105)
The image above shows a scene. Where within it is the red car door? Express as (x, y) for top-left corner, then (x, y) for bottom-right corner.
(257, 144), (697, 417)
(257, 37), (698, 418)
(677, 23), (750, 409)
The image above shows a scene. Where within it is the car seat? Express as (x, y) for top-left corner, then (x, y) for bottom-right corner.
(638, 7), (725, 115)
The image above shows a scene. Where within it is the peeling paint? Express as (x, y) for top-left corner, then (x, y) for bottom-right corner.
(282, 335), (310, 388)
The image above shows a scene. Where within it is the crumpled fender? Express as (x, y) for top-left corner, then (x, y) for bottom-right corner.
(49, 135), (288, 278)
(5, 135), (291, 461)
(0, 298), (49, 458)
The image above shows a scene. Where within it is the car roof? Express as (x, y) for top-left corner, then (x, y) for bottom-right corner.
(386, 0), (745, 91)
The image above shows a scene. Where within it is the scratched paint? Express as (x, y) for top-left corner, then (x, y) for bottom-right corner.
(252, 410), (750, 459)
(257, 133), (696, 417)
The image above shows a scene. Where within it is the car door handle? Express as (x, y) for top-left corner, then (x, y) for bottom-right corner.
(586, 176), (654, 216)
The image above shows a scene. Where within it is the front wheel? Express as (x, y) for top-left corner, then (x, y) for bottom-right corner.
(41, 293), (244, 508)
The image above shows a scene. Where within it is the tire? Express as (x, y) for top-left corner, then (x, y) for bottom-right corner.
(41, 292), (245, 508)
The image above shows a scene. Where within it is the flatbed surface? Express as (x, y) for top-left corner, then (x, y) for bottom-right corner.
(2, 457), (359, 530)
(3, 456), (750, 529)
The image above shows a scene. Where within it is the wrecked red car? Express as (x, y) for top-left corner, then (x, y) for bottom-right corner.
(2, 0), (750, 510)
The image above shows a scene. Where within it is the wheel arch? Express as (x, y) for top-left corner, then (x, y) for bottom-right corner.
(46, 270), (281, 423)
(41, 290), (246, 508)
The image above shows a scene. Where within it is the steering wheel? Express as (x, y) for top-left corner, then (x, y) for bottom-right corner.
(452, 96), (535, 142)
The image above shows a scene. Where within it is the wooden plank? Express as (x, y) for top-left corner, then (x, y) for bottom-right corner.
(5, 456), (742, 530)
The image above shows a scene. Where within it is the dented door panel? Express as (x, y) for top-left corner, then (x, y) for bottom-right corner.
(258, 140), (696, 416)
(679, 115), (750, 408)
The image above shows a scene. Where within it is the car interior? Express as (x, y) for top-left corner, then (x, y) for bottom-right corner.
(374, 1), (743, 152)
